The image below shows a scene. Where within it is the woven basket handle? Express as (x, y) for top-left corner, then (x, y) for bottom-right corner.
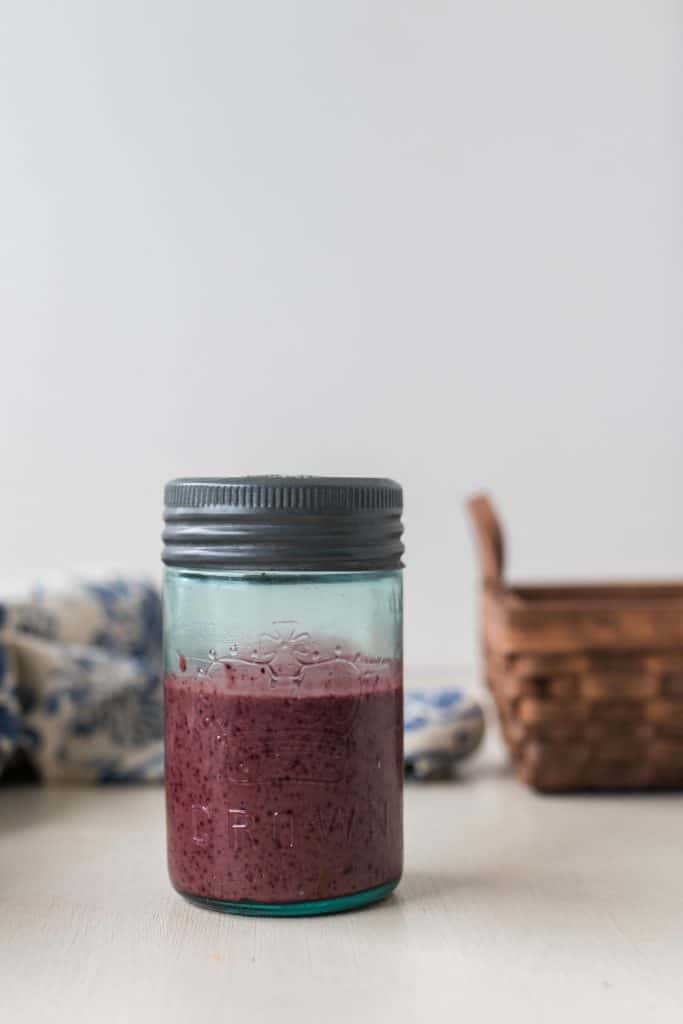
(466, 493), (505, 586)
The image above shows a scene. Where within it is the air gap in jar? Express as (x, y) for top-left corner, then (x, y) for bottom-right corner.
(162, 477), (404, 916)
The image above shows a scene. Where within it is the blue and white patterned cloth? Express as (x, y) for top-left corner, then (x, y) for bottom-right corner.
(405, 690), (485, 780)
(0, 579), (164, 782)
(0, 578), (484, 783)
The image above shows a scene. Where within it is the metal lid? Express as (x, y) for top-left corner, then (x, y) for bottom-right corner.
(162, 476), (404, 571)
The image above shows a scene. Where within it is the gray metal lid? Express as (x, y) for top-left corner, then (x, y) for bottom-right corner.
(162, 476), (404, 571)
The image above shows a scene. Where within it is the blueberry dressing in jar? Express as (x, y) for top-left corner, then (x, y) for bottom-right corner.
(162, 477), (404, 916)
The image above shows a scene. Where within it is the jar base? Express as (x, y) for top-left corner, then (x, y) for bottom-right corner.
(179, 879), (399, 917)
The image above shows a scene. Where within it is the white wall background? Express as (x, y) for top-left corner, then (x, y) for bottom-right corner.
(1, 1), (682, 671)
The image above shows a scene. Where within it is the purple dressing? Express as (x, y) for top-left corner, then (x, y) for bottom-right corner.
(164, 658), (403, 905)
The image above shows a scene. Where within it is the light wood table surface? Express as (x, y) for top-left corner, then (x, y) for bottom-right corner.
(2, 752), (682, 1023)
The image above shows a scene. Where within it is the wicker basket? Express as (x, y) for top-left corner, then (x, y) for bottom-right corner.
(467, 494), (683, 791)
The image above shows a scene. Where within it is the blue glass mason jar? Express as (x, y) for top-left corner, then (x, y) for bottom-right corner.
(162, 477), (404, 916)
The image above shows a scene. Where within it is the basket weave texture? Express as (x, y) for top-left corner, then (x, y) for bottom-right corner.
(468, 495), (683, 791)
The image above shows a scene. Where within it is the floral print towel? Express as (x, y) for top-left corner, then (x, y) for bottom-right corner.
(0, 579), (163, 782)
(404, 690), (485, 780)
(0, 578), (483, 783)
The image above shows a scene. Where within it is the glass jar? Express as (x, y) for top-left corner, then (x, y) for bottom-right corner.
(162, 477), (404, 916)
